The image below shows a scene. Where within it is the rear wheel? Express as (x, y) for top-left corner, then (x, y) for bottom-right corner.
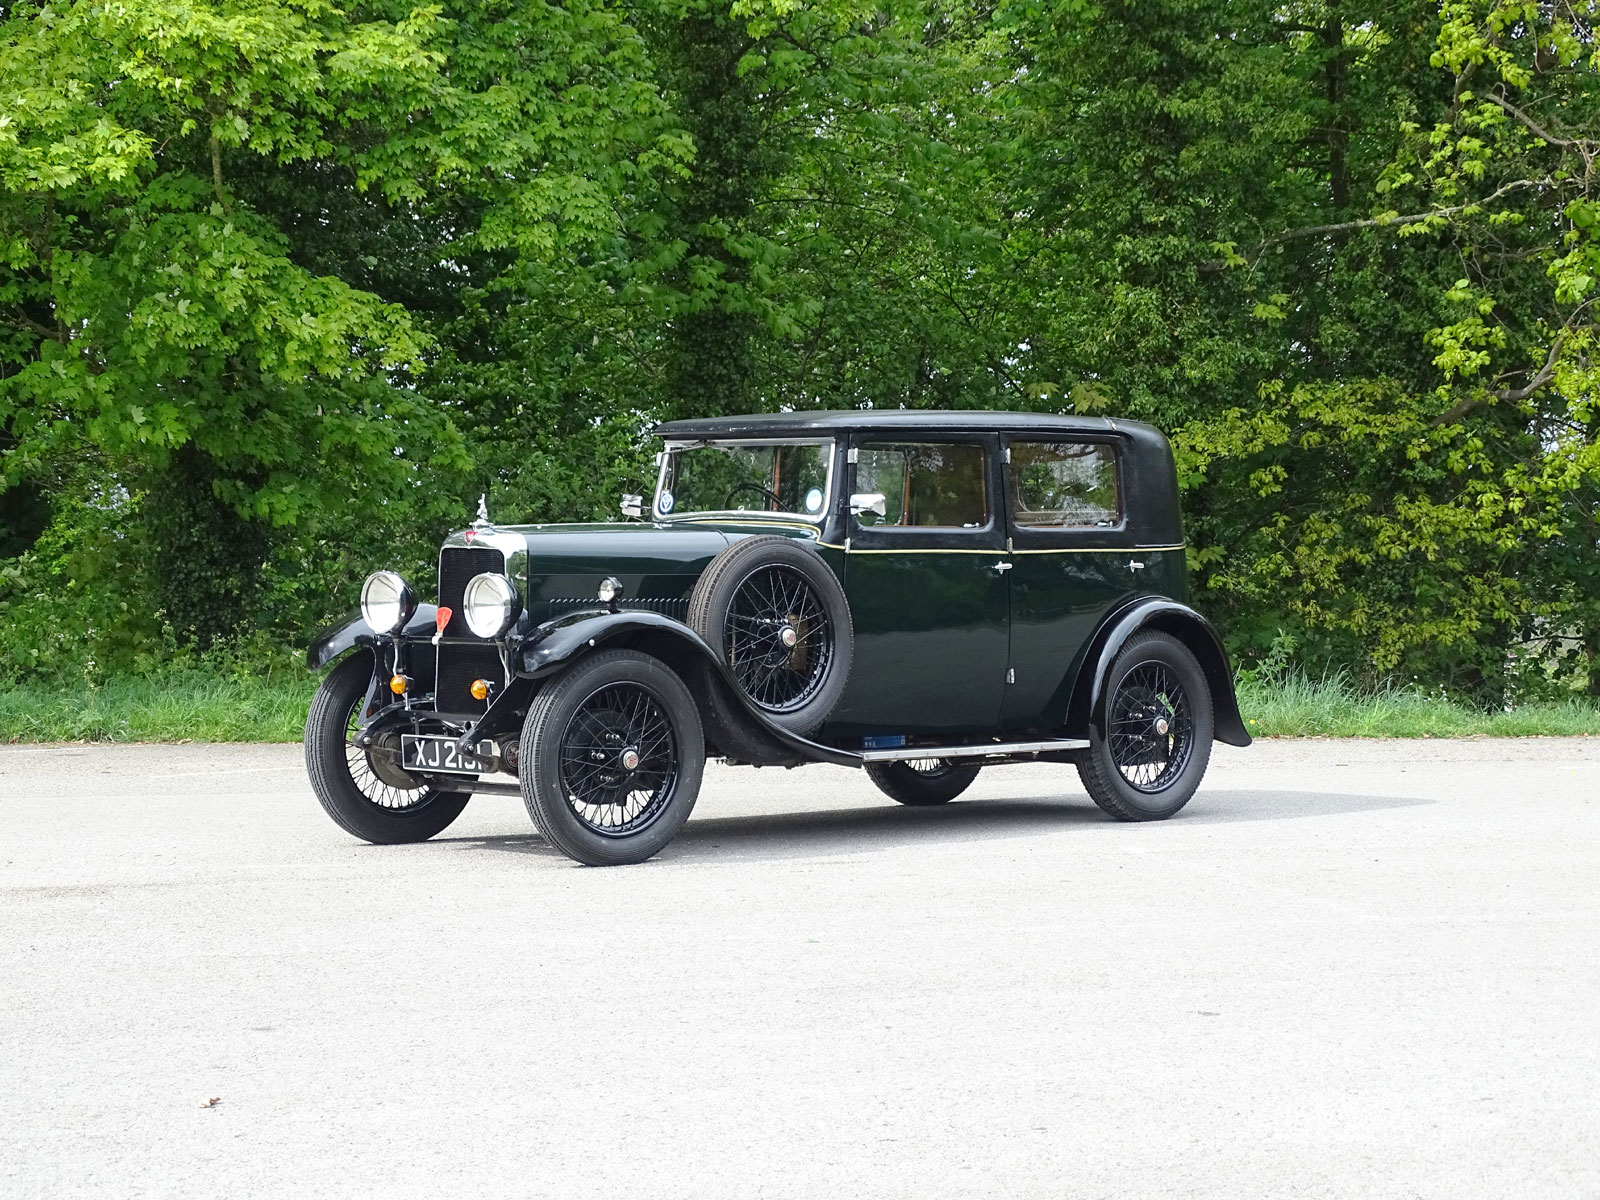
(1077, 631), (1213, 821)
(520, 650), (705, 866)
(304, 652), (471, 844)
(865, 758), (981, 806)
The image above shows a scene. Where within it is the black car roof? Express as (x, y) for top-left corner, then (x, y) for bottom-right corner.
(655, 409), (1183, 545)
(655, 409), (1163, 440)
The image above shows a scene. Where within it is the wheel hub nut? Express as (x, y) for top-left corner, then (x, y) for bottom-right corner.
(620, 748), (641, 771)
(1155, 717), (1170, 736)
(779, 625), (798, 648)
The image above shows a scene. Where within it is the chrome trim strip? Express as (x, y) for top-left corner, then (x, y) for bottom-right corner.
(857, 738), (1090, 762)
(672, 515), (823, 534)
(442, 528), (523, 561)
(818, 544), (1008, 555)
(1011, 543), (1186, 554)
(818, 543), (1185, 555)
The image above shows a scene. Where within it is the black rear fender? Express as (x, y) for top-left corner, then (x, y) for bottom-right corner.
(1065, 599), (1251, 747)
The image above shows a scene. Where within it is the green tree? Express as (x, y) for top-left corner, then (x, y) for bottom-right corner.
(1003, 0), (1599, 702)
(0, 0), (689, 652)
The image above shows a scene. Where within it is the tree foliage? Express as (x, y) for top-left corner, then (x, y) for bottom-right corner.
(2, 0), (1596, 700)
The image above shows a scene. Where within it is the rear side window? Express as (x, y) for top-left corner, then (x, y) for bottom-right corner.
(854, 442), (989, 529)
(1010, 441), (1120, 528)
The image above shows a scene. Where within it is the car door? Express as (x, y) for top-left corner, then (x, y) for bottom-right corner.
(1000, 435), (1137, 732)
(822, 434), (1010, 737)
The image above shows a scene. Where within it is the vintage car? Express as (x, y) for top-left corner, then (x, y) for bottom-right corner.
(304, 410), (1250, 865)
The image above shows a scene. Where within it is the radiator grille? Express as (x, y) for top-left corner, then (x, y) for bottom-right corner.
(435, 546), (508, 713)
(438, 547), (505, 638)
(436, 642), (503, 714)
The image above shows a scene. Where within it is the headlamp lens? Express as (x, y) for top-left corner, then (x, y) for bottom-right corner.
(360, 571), (416, 634)
(462, 573), (521, 639)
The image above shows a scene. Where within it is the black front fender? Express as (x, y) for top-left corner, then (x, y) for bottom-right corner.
(517, 609), (860, 767)
(306, 605), (441, 670)
(1066, 598), (1252, 748)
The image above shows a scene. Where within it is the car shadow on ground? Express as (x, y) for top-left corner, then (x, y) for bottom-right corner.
(432, 788), (1430, 864)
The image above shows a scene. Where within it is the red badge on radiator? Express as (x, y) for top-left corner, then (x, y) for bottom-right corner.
(435, 607), (452, 633)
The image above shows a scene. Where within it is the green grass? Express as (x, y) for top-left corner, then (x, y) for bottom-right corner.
(0, 672), (318, 743)
(0, 668), (1595, 743)
(1236, 673), (1600, 738)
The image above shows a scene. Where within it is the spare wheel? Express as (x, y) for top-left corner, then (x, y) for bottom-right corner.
(687, 535), (853, 735)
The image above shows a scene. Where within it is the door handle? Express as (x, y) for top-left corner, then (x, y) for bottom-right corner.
(986, 561), (1013, 574)
(1128, 560), (1146, 571)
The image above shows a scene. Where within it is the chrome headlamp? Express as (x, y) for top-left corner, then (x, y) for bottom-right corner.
(462, 572), (522, 639)
(360, 570), (417, 634)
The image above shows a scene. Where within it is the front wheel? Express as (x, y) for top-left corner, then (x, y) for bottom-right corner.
(1077, 631), (1214, 821)
(304, 652), (472, 844)
(865, 758), (981, 806)
(520, 650), (706, 866)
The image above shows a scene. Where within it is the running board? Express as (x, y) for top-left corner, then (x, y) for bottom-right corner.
(857, 738), (1090, 763)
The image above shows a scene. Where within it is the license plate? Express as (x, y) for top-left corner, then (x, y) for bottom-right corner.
(402, 735), (487, 775)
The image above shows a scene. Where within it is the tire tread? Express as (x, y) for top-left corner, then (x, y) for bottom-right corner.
(864, 760), (981, 806)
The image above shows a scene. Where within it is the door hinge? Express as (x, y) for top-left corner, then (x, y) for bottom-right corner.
(844, 536), (852, 552)
(1003, 445), (1012, 464)
(846, 447), (859, 464)
(1006, 668), (1015, 684)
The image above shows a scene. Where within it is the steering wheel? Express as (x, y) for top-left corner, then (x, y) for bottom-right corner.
(724, 481), (785, 511)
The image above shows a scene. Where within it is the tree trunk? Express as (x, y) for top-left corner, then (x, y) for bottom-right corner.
(145, 444), (269, 650)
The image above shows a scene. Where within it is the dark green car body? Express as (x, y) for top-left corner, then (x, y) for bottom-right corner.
(309, 411), (1249, 764)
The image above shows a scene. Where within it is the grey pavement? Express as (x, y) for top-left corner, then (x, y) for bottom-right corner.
(2, 738), (1597, 1199)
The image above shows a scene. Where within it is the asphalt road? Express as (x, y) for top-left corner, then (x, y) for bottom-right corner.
(2, 738), (1597, 1199)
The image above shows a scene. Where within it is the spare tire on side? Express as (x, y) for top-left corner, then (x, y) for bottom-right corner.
(687, 535), (853, 736)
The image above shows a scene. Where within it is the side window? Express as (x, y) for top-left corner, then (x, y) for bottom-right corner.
(854, 442), (990, 529)
(1010, 441), (1120, 528)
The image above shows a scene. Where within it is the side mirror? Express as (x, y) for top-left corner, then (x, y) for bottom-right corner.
(850, 492), (887, 518)
(620, 494), (644, 520)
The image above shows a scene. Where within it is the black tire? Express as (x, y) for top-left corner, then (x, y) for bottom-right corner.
(865, 758), (981, 806)
(520, 649), (705, 866)
(304, 652), (472, 844)
(1077, 630), (1214, 821)
(687, 535), (852, 735)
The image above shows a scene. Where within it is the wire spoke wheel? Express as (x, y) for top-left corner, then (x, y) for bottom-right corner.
(557, 681), (680, 838)
(522, 649), (705, 866)
(341, 694), (439, 813)
(1107, 661), (1194, 793)
(723, 564), (834, 713)
(305, 653), (472, 845)
(689, 536), (853, 737)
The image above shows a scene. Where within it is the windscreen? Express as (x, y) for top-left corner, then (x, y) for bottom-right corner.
(657, 442), (832, 520)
